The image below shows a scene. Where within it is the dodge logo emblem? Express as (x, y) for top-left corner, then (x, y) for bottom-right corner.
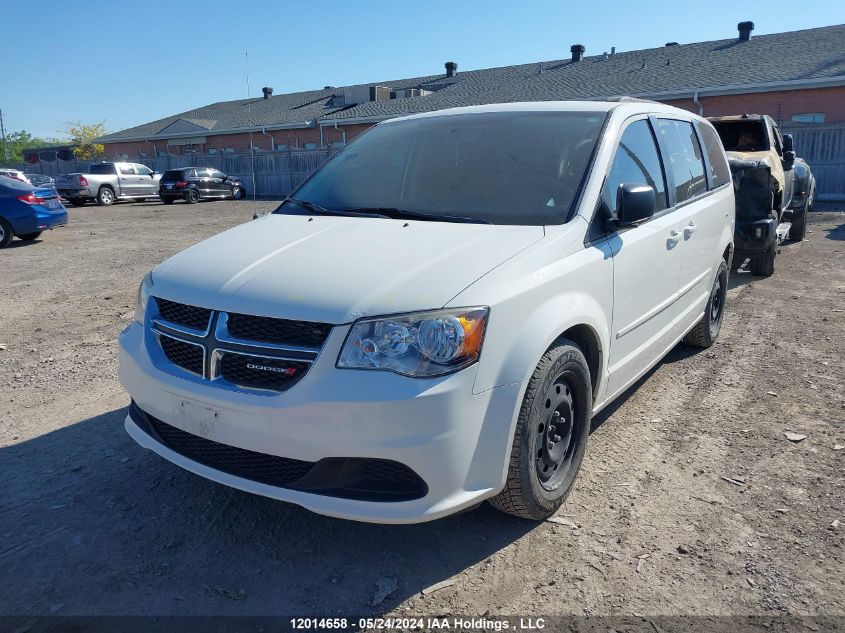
(246, 363), (298, 376)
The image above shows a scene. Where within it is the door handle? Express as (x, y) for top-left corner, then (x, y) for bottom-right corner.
(684, 222), (697, 238)
(668, 230), (682, 243)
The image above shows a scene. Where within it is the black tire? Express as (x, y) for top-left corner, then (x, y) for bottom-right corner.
(788, 202), (808, 242)
(97, 187), (115, 206)
(69, 199), (86, 207)
(750, 241), (776, 277)
(231, 186), (244, 200)
(489, 338), (592, 520)
(161, 197), (175, 205)
(184, 189), (200, 204)
(683, 260), (728, 348)
(0, 218), (13, 248)
(17, 232), (43, 241)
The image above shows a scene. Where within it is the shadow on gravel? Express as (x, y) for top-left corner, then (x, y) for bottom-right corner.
(1, 239), (43, 250)
(824, 222), (845, 240)
(0, 407), (535, 616)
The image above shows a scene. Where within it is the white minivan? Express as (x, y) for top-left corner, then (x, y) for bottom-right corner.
(119, 100), (734, 523)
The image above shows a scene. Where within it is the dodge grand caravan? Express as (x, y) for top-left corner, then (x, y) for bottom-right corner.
(119, 101), (735, 523)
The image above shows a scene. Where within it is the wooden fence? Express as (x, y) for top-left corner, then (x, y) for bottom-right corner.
(13, 123), (845, 200)
(782, 123), (845, 200)
(13, 148), (337, 197)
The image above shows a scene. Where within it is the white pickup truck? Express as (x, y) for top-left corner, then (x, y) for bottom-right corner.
(56, 162), (161, 206)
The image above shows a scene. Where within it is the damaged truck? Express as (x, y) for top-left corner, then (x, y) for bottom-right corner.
(709, 114), (815, 277)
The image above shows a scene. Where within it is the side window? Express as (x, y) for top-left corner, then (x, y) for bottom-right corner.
(655, 119), (707, 203)
(118, 165), (136, 175)
(136, 164), (152, 176)
(697, 123), (731, 189)
(211, 170), (226, 179)
(601, 119), (668, 218)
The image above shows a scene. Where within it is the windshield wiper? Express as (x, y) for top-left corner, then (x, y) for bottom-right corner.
(341, 207), (491, 224)
(280, 198), (389, 219)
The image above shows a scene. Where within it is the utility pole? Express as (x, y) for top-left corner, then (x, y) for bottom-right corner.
(0, 109), (8, 162)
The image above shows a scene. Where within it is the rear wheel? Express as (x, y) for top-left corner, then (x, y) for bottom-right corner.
(489, 338), (592, 520)
(185, 189), (200, 204)
(161, 197), (174, 205)
(750, 241), (776, 277)
(17, 232), (43, 241)
(683, 260), (728, 348)
(0, 218), (13, 248)
(97, 187), (115, 206)
(69, 199), (86, 207)
(789, 201), (808, 242)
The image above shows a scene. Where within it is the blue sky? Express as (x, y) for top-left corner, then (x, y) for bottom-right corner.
(4, 0), (844, 139)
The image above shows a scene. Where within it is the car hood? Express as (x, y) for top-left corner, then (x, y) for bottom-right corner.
(151, 213), (544, 324)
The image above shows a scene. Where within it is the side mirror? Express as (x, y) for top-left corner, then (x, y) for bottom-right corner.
(610, 183), (656, 229)
(783, 150), (796, 169)
(783, 134), (794, 153)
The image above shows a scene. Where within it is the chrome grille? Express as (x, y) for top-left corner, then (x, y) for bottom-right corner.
(148, 298), (330, 394)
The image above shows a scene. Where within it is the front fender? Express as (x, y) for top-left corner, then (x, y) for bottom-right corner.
(447, 219), (613, 402)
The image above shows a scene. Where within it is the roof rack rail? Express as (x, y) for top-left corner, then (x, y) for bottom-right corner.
(605, 96), (658, 103)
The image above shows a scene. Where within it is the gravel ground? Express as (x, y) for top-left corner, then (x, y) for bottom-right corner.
(0, 200), (843, 619)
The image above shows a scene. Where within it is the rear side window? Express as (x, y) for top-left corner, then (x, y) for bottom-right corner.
(697, 123), (731, 189)
(655, 119), (706, 203)
(601, 119), (668, 218)
(89, 164), (117, 175)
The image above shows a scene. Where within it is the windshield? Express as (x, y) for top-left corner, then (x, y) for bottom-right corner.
(712, 120), (769, 152)
(277, 110), (606, 225)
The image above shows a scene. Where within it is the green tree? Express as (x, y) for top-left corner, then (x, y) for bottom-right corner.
(0, 130), (62, 164)
(63, 121), (109, 160)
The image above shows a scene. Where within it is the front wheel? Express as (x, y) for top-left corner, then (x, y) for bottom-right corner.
(750, 241), (776, 277)
(489, 338), (592, 520)
(788, 202), (808, 242)
(683, 260), (728, 348)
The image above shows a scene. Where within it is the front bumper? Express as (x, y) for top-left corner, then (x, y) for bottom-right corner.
(734, 218), (776, 258)
(118, 322), (523, 523)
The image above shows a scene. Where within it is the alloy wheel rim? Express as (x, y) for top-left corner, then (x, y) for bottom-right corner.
(103, 190), (113, 203)
(0, 225), (5, 241)
(535, 375), (579, 490)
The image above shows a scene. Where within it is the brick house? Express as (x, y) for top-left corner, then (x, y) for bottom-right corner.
(95, 21), (845, 196)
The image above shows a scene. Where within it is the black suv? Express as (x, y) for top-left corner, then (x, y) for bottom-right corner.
(159, 167), (245, 204)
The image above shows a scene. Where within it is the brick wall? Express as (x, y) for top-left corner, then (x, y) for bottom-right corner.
(103, 124), (374, 159)
(662, 86), (845, 124)
(101, 87), (844, 159)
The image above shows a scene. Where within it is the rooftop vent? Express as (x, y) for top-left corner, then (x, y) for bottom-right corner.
(571, 44), (585, 62)
(445, 61), (458, 77)
(262, 86), (273, 99)
(665, 42), (679, 46)
(738, 21), (754, 42)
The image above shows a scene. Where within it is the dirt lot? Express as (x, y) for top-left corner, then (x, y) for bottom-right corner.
(0, 200), (843, 620)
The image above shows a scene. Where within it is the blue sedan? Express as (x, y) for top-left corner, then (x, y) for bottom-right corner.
(0, 175), (68, 248)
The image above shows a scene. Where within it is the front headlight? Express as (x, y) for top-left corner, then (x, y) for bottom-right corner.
(135, 272), (154, 324)
(337, 307), (489, 378)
